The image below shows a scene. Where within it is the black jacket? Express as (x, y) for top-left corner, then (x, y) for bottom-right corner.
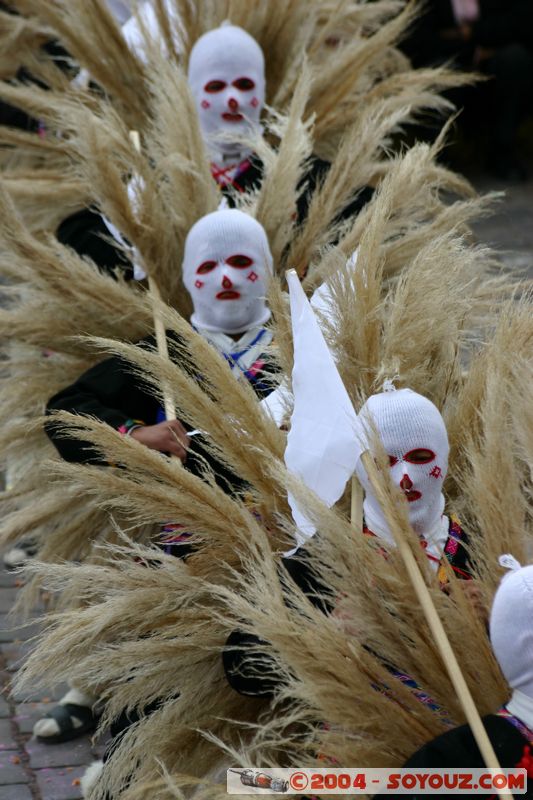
(375, 714), (533, 798)
(223, 519), (472, 697)
(45, 332), (276, 494)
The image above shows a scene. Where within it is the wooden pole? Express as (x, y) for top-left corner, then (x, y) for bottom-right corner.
(350, 474), (363, 534)
(360, 451), (512, 800)
(129, 130), (176, 423)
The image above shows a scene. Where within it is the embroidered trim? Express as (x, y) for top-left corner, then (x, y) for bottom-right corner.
(497, 706), (533, 745)
(222, 329), (271, 388)
(371, 670), (453, 728)
(211, 158), (252, 192)
(117, 419), (145, 436)
(160, 522), (192, 544)
(436, 514), (471, 586)
(364, 515), (471, 585)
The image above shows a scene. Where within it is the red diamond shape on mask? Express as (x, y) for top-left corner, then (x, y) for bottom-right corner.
(201, 99), (210, 109)
(195, 279), (204, 288)
(247, 271), (258, 282)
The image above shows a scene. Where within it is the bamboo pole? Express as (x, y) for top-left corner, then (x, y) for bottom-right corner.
(350, 474), (363, 534)
(360, 450), (512, 800)
(129, 130), (176, 423)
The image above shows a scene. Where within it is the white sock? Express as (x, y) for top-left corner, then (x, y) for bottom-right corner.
(33, 688), (97, 738)
(81, 760), (104, 797)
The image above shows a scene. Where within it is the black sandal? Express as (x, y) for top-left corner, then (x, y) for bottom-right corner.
(36, 702), (99, 744)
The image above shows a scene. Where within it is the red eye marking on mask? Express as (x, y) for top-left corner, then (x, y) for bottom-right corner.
(388, 455), (398, 467)
(204, 80), (226, 93)
(196, 260), (217, 275)
(404, 448), (436, 464)
(194, 279), (204, 289)
(430, 466), (442, 479)
(247, 271), (258, 282)
(201, 99), (211, 109)
(250, 96), (259, 108)
(233, 77), (255, 91)
(226, 254), (253, 268)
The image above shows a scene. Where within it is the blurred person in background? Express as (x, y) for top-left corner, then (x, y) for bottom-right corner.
(403, 0), (533, 181)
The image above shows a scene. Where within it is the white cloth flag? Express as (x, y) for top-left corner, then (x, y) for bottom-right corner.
(285, 270), (366, 550)
(261, 251), (359, 429)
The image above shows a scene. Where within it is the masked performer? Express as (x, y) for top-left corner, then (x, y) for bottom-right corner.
(56, 20), (370, 280)
(377, 557), (533, 799)
(224, 385), (475, 698)
(35, 207), (277, 742)
(356, 386), (472, 586)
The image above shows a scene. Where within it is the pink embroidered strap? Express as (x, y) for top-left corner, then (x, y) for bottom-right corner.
(497, 706), (533, 744)
(117, 419), (145, 436)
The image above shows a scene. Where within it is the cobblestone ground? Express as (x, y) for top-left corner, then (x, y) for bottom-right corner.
(0, 168), (531, 799)
(469, 168), (533, 278)
(0, 564), (107, 799)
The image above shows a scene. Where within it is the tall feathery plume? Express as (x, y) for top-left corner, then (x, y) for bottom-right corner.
(447, 293), (533, 579)
(2, 2), (530, 796)
(112, 309), (532, 800)
(14, 176), (530, 796)
(0, 183), (152, 590)
(11, 0), (148, 127)
(0, 0), (467, 218)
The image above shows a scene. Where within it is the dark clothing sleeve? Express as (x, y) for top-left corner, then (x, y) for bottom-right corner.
(233, 155), (372, 228)
(374, 715), (532, 799)
(45, 343), (159, 463)
(223, 540), (332, 697)
(56, 209), (133, 280)
(46, 335), (276, 488)
(296, 156), (373, 225)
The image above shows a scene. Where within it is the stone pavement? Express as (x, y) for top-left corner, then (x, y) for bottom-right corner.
(0, 565), (107, 800)
(468, 166), (533, 279)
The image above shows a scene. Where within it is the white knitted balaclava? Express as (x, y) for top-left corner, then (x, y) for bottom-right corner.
(187, 23), (265, 159)
(355, 385), (449, 553)
(491, 561), (533, 705)
(182, 209), (273, 335)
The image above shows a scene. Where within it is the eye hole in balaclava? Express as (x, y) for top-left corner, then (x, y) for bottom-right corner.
(187, 23), (265, 159)
(388, 448), (436, 467)
(183, 209), (273, 335)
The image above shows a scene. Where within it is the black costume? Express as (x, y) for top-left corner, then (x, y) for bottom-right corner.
(45, 325), (278, 763)
(46, 329), (276, 490)
(375, 712), (533, 798)
(223, 518), (472, 697)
